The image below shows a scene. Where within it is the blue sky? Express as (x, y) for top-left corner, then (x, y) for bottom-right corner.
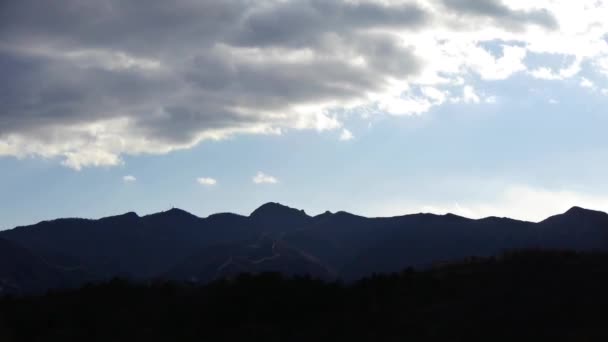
(2, 1), (608, 228)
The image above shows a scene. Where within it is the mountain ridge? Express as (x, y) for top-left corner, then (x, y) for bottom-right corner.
(1, 203), (607, 293)
(7, 203), (598, 229)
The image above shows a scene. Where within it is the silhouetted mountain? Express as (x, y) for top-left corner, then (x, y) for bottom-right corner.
(250, 202), (312, 234)
(166, 234), (335, 283)
(2, 204), (608, 293)
(538, 206), (608, 250)
(0, 238), (88, 294)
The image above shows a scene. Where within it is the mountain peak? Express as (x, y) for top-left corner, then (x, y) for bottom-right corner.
(566, 206), (589, 214)
(540, 206), (608, 225)
(165, 207), (197, 217)
(314, 210), (333, 217)
(563, 206), (606, 217)
(443, 213), (470, 221)
(250, 202), (308, 218)
(98, 211), (139, 223)
(249, 203), (311, 231)
(144, 207), (199, 220)
(167, 207), (185, 212)
(113, 211), (140, 219)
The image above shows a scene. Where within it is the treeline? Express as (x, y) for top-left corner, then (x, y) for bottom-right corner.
(2, 250), (608, 341)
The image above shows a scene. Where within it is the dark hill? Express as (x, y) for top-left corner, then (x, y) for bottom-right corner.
(4, 251), (608, 341)
(1, 204), (608, 292)
(0, 238), (88, 294)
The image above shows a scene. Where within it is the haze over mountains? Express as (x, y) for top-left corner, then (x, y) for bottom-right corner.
(2, 203), (608, 294)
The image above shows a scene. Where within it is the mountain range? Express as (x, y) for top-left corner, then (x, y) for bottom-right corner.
(1, 203), (608, 294)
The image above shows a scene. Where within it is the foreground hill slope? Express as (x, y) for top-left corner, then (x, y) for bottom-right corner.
(0, 238), (88, 294)
(2, 251), (608, 341)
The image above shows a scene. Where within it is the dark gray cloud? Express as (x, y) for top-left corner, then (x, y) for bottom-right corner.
(440, 0), (558, 30)
(0, 0), (563, 168)
(230, 0), (428, 48)
(0, 0), (244, 55)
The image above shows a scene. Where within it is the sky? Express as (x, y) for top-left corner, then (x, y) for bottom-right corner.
(2, 0), (608, 229)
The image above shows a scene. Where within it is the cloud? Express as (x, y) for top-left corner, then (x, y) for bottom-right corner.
(597, 57), (608, 76)
(439, 0), (558, 30)
(196, 177), (217, 186)
(485, 96), (498, 104)
(339, 128), (354, 141)
(462, 85), (481, 104)
(466, 45), (527, 80)
(580, 77), (595, 89)
(253, 172), (278, 184)
(122, 175), (136, 183)
(1, 0), (608, 168)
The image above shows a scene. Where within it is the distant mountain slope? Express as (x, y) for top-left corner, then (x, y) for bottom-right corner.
(166, 234), (336, 283)
(1, 209), (253, 279)
(0, 238), (88, 294)
(538, 206), (608, 250)
(1, 203), (608, 292)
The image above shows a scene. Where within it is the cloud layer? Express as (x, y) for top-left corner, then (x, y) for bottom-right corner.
(2, 0), (608, 169)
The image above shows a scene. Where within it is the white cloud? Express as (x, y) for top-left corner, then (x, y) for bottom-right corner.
(379, 96), (434, 116)
(530, 67), (563, 80)
(122, 175), (136, 183)
(468, 45), (527, 80)
(529, 58), (584, 81)
(339, 128), (354, 141)
(580, 77), (596, 89)
(462, 85), (481, 104)
(421, 87), (447, 104)
(597, 57), (608, 76)
(451, 86), (495, 105)
(549, 98), (559, 104)
(253, 172), (278, 184)
(196, 177), (217, 186)
(558, 58), (584, 79)
(485, 96), (498, 104)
